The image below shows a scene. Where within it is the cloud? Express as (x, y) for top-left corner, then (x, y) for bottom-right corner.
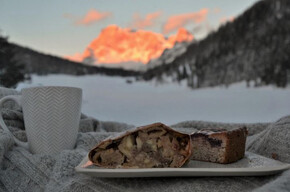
(77, 9), (111, 25)
(220, 16), (235, 24)
(129, 11), (162, 29)
(64, 9), (111, 26)
(163, 8), (209, 34)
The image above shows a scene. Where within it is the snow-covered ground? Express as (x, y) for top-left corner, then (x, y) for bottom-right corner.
(17, 74), (290, 126)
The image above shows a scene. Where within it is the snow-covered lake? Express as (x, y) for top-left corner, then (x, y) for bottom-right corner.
(17, 74), (290, 126)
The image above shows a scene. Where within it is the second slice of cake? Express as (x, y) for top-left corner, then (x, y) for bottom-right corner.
(190, 127), (248, 164)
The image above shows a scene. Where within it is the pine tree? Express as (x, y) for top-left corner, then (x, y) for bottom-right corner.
(0, 34), (26, 88)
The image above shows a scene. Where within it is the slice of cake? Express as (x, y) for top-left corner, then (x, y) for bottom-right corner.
(89, 123), (192, 168)
(190, 127), (248, 164)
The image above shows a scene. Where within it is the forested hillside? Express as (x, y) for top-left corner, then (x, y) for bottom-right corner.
(143, 0), (290, 88)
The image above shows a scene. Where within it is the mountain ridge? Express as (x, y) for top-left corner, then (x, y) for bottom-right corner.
(66, 25), (193, 67)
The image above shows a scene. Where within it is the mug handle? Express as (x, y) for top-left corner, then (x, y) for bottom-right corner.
(0, 95), (29, 149)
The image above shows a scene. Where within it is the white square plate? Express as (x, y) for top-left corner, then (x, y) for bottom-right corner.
(75, 152), (290, 178)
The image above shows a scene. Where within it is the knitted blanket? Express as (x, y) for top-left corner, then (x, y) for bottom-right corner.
(0, 88), (290, 192)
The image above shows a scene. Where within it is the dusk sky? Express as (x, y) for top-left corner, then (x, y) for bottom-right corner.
(0, 0), (259, 59)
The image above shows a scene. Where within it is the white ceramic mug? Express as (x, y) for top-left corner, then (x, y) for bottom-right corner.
(0, 86), (82, 154)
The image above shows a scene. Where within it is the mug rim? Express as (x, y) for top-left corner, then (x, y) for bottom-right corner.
(21, 86), (82, 92)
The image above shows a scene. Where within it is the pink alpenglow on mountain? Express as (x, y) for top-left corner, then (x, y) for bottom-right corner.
(65, 25), (193, 65)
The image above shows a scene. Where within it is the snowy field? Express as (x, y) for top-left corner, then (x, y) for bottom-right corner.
(17, 74), (290, 126)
